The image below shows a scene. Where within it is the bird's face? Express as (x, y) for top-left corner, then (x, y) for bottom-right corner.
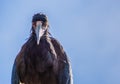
(32, 21), (47, 45)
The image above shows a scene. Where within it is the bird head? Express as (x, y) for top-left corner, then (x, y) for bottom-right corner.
(32, 13), (49, 45)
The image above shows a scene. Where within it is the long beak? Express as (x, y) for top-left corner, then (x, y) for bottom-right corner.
(35, 24), (44, 45)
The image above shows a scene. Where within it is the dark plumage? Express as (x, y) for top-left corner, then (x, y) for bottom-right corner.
(11, 13), (73, 84)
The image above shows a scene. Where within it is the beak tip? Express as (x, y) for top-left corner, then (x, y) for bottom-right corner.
(37, 40), (40, 45)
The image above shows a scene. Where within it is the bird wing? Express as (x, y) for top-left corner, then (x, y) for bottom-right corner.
(50, 37), (73, 84)
(11, 60), (20, 84)
(11, 43), (27, 84)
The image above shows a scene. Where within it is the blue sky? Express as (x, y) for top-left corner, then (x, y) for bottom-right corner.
(0, 0), (120, 84)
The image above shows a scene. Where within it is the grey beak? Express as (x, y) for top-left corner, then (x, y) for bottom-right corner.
(35, 24), (44, 45)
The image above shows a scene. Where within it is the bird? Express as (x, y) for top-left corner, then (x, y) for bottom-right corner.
(11, 13), (73, 84)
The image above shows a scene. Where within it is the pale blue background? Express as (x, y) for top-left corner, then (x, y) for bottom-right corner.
(0, 0), (120, 84)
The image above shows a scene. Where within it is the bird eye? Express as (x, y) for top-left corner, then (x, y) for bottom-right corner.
(42, 27), (46, 31)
